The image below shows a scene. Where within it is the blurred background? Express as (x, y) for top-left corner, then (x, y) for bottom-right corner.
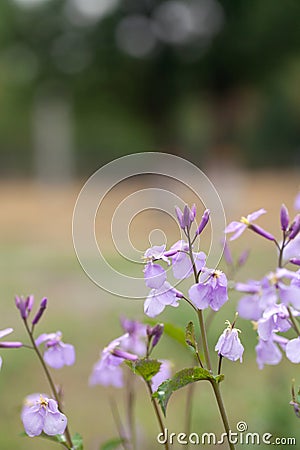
(0, 0), (300, 449)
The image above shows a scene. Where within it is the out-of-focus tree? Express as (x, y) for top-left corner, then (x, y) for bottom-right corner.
(0, 0), (300, 175)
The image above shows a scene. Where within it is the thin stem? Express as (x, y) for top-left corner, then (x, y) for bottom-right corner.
(211, 381), (235, 450)
(23, 320), (73, 449)
(184, 383), (195, 449)
(145, 381), (169, 450)
(126, 369), (136, 450)
(197, 309), (212, 372)
(217, 355), (223, 376)
(287, 306), (300, 336)
(109, 397), (131, 450)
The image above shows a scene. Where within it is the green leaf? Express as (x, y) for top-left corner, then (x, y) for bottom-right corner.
(127, 358), (161, 382)
(153, 367), (224, 416)
(144, 320), (186, 347)
(100, 438), (124, 450)
(185, 321), (197, 350)
(72, 432), (84, 450)
(20, 432), (67, 445)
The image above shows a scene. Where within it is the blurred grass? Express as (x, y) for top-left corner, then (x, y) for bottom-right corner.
(0, 174), (300, 449)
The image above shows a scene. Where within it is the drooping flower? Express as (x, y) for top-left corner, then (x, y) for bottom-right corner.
(21, 393), (67, 437)
(0, 328), (23, 370)
(189, 269), (228, 311)
(35, 332), (75, 369)
(225, 208), (274, 241)
(144, 281), (181, 317)
(89, 334), (138, 388)
(167, 240), (206, 280)
(286, 337), (300, 363)
(215, 320), (244, 362)
(151, 359), (172, 392)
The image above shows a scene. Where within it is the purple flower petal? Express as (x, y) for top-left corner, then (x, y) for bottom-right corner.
(286, 337), (300, 363)
(43, 411), (67, 436)
(144, 263), (166, 289)
(247, 208), (266, 222)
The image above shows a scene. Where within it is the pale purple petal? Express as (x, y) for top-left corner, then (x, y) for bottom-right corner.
(44, 346), (65, 369)
(247, 208), (266, 222)
(229, 224), (247, 241)
(0, 328), (13, 339)
(256, 338), (282, 370)
(151, 360), (172, 392)
(35, 332), (57, 347)
(237, 295), (262, 321)
(43, 411), (67, 436)
(189, 284), (210, 310)
(286, 337), (300, 363)
(89, 361), (123, 388)
(215, 328), (244, 362)
(224, 221), (243, 233)
(22, 410), (44, 437)
(144, 296), (166, 318)
(294, 192), (300, 211)
(144, 263), (166, 289)
(61, 343), (76, 366)
(0, 356), (2, 370)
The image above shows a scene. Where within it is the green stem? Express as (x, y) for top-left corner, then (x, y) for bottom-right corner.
(145, 381), (169, 450)
(211, 381), (235, 450)
(24, 320), (73, 450)
(197, 309), (212, 372)
(184, 383), (195, 449)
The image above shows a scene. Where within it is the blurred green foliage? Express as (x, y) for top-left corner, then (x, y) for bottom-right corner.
(0, 0), (300, 175)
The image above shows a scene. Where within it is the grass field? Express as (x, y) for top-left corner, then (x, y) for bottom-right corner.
(0, 170), (300, 449)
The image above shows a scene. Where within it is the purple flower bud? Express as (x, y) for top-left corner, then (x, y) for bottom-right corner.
(25, 295), (34, 314)
(0, 341), (23, 348)
(238, 249), (250, 267)
(196, 209), (210, 236)
(15, 296), (27, 320)
(147, 324), (164, 348)
(290, 258), (300, 266)
(280, 204), (290, 231)
(249, 224), (275, 241)
(183, 205), (191, 228)
(112, 348), (138, 361)
(222, 239), (233, 266)
(175, 206), (184, 228)
(289, 215), (300, 240)
(32, 298), (47, 326)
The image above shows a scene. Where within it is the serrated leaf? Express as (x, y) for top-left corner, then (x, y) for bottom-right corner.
(72, 432), (84, 450)
(185, 321), (197, 350)
(100, 438), (124, 450)
(127, 358), (161, 382)
(145, 320), (186, 347)
(153, 367), (224, 416)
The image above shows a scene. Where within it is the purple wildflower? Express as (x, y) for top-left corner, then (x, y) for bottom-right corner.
(286, 337), (300, 363)
(257, 304), (291, 341)
(144, 281), (180, 318)
(168, 240), (206, 280)
(21, 393), (67, 437)
(89, 334), (138, 388)
(147, 323), (164, 349)
(15, 295), (34, 320)
(215, 321), (244, 362)
(35, 332), (75, 369)
(151, 360), (172, 392)
(225, 208), (270, 241)
(0, 328), (23, 369)
(189, 269), (228, 311)
(144, 263), (166, 289)
(32, 297), (47, 326)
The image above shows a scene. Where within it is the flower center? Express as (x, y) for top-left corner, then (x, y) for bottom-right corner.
(240, 216), (250, 225)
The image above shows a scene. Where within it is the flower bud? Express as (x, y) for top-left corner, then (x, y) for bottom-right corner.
(196, 209), (210, 236)
(289, 215), (300, 240)
(280, 204), (290, 231)
(32, 298), (47, 326)
(249, 224), (275, 241)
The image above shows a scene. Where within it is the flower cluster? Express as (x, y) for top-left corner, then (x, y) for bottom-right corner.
(226, 200), (300, 370)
